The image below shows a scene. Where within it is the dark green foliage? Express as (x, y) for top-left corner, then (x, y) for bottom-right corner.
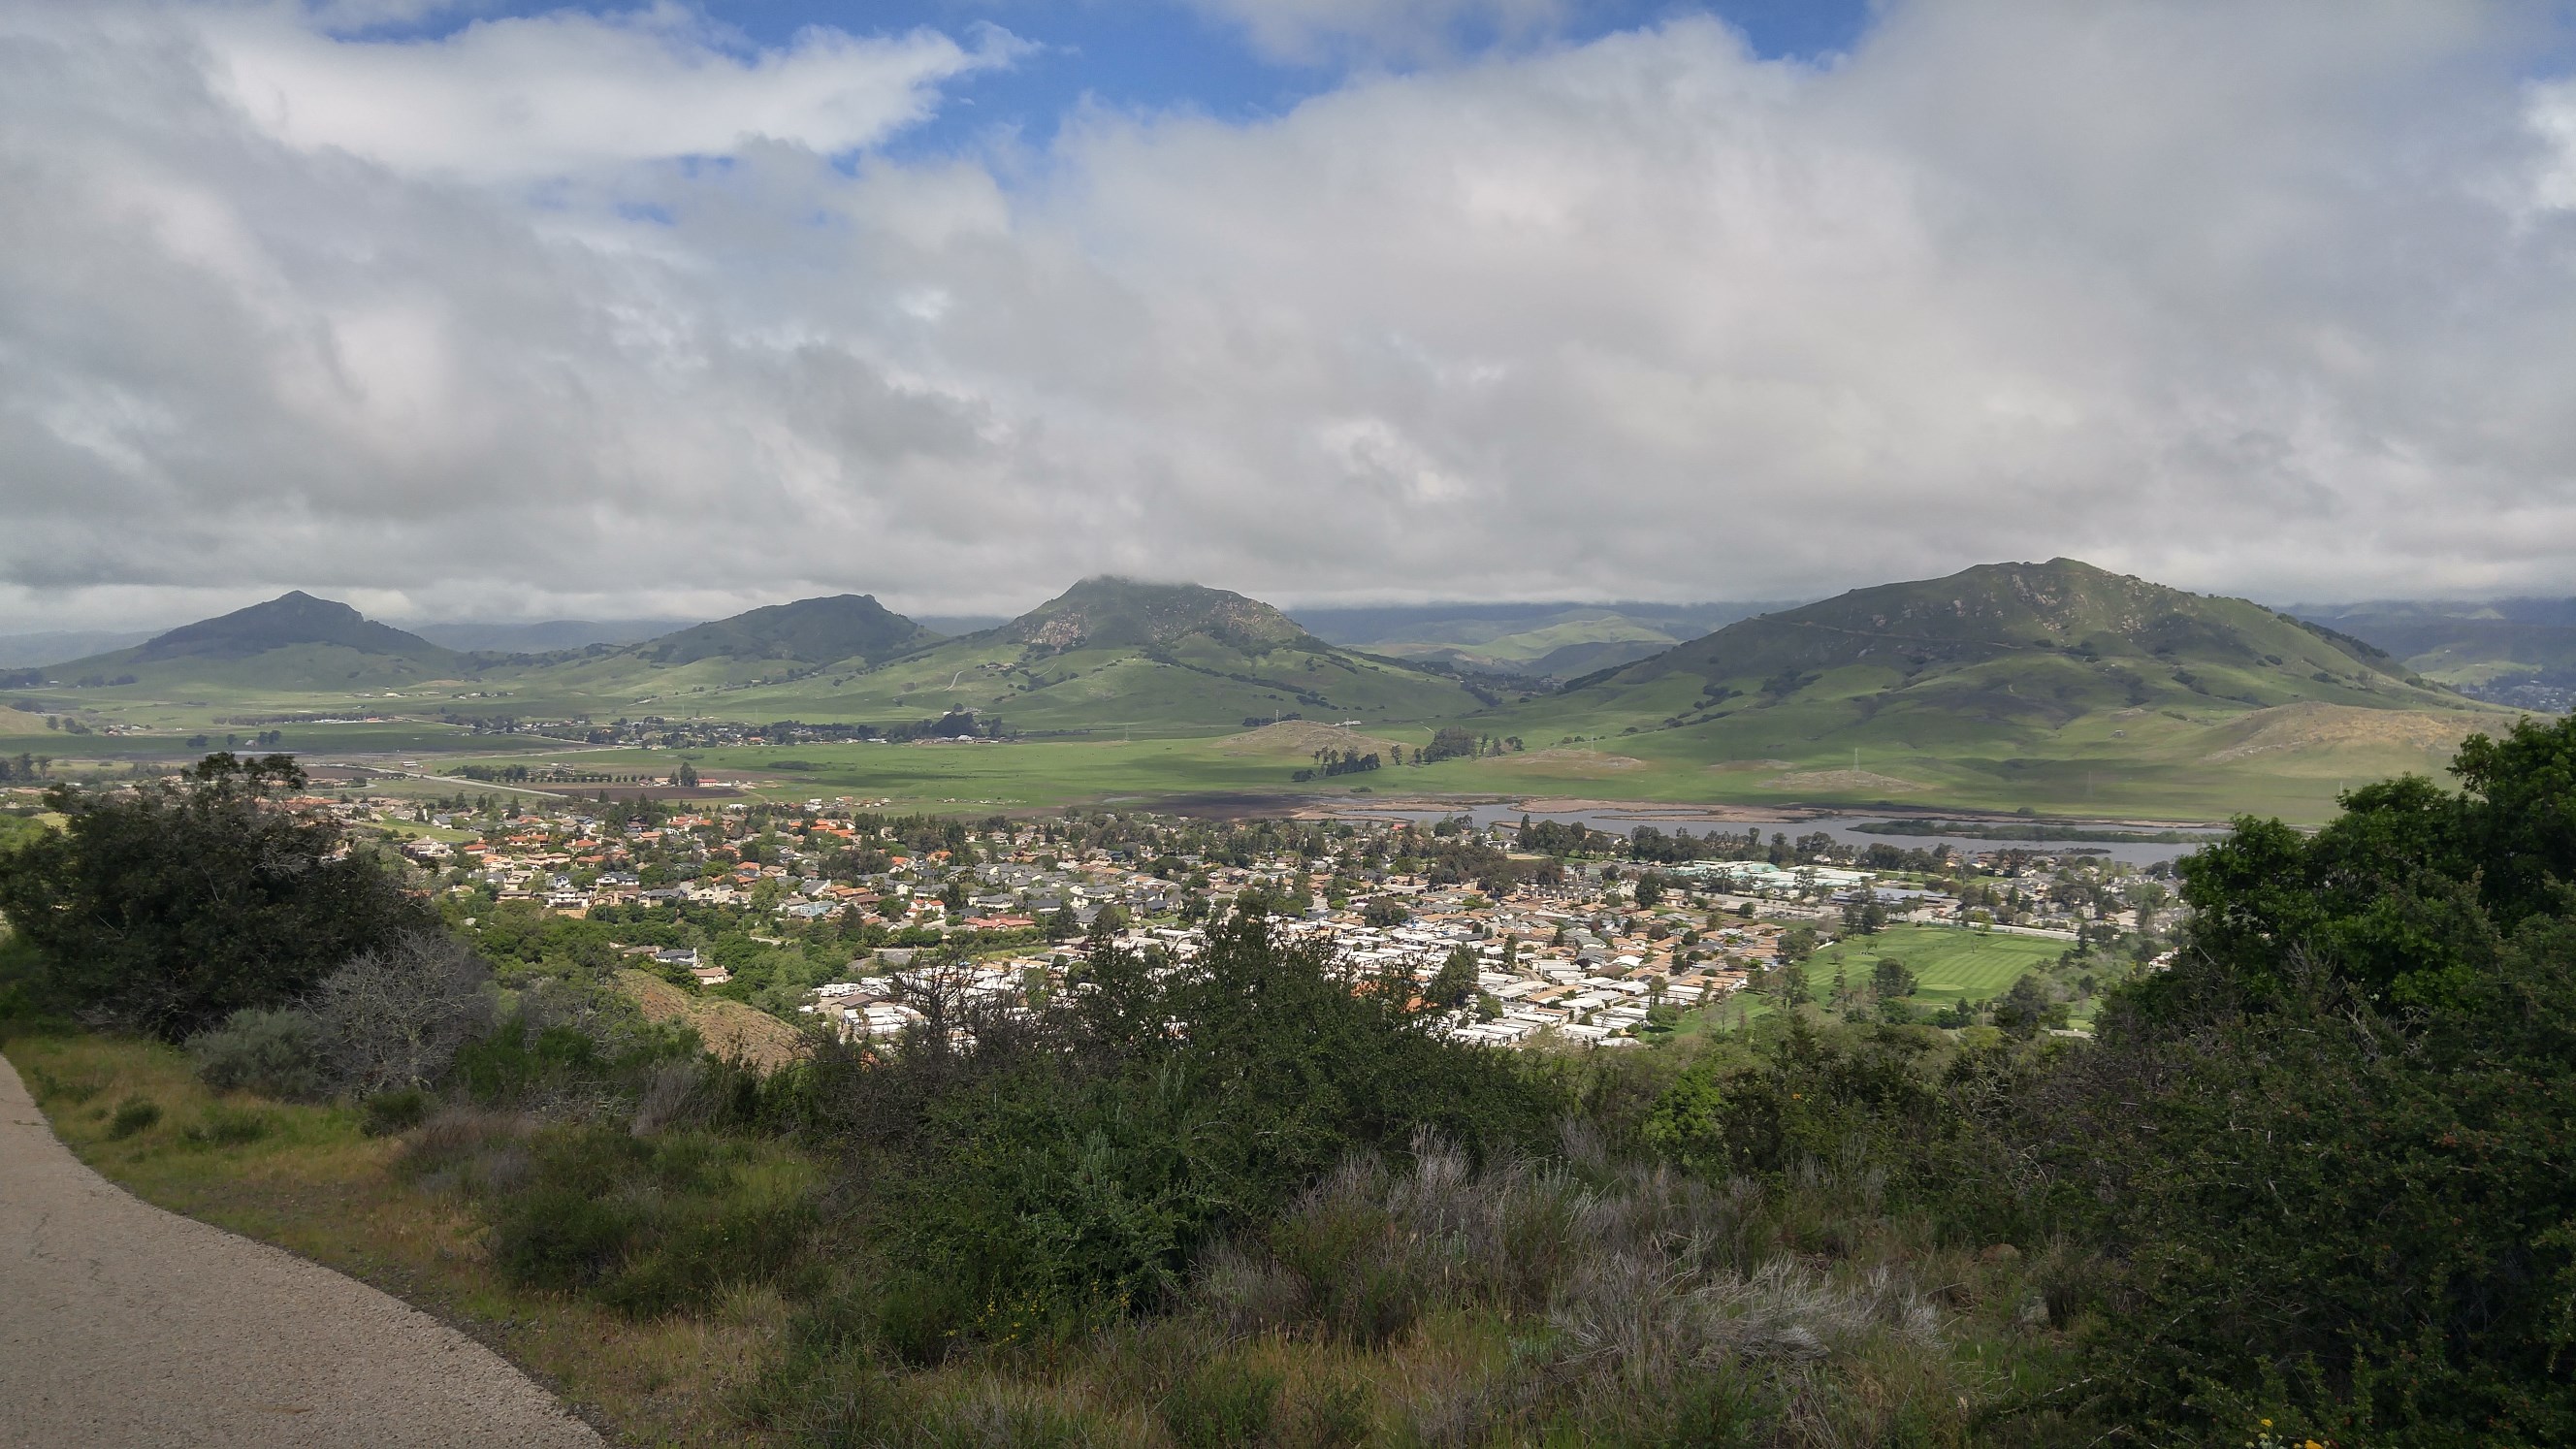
(1871, 957), (1917, 998)
(2171, 716), (2576, 1013)
(107, 1095), (161, 1139)
(484, 1127), (818, 1317)
(824, 915), (1561, 1348)
(1624, 712), (2576, 1443)
(452, 1014), (601, 1103)
(1986, 975), (2062, 1039)
(1426, 945), (1478, 1009)
(361, 1088), (433, 1137)
(0, 754), (434, 1038)
(1160, 1358), (1281, 1448)
(2041, 918), (2576, 1443)
(1641, 1018), (2010, 1188)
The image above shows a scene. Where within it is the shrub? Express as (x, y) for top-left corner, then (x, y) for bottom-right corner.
(0, 754), (434, 1038)
(1160, 1359), (1281, 1449)
(309, 933), (496, 1094)
(840, 917), (1562, 1344)
(106, 1095), (161, 1139)
(360, 1087), (433, 1138)
(481, 1127), (819, 1317)
(872, 1270), (982, 1368)
(182, 1102), (273, 1147)
(188, 1006), (330, 1101)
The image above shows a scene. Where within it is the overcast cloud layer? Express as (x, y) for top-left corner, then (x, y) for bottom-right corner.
(5, 0), (2576, 629)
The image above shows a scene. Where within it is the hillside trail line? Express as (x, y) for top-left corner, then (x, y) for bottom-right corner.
(0, 1051), (601, 1448)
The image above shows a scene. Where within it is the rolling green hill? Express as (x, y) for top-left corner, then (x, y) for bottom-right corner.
(710, 576), (1499, 735)
(4, 564), (2528, 821)
(627, 594), (933, 667)
(1436, 559), (2506, 813)
(40, 593), (474, 692)
(1539, 558), (2461, 730)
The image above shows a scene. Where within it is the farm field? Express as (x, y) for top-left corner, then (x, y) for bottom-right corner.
(1, 700), (2498, 825)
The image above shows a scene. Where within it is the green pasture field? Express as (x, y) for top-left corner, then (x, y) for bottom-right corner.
(303, 707), (2467, 824)
(15, 662), (2511, 825)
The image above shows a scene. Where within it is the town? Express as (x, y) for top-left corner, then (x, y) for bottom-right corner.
(324, 785), (2178, 1053)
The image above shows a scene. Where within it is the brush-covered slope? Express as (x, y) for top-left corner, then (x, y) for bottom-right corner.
(722, 577), (1494, 734)
(1515, 559), (2484, 754)
(631, 595), (933, 667)
(1000, 577), (1312, 653)
(48, 593), (471, 691)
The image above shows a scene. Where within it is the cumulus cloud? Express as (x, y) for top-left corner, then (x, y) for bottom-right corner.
(201, 3), (1017, 180)
(3, 0), (2576, 631)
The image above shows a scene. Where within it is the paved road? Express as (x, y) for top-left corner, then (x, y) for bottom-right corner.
(0, 1052), (603, 1448)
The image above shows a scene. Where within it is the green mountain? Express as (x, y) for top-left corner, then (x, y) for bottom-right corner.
(630, 595), (933, 667)
(998, 577), (1312, 653)
(713, 576), (1500, 734)
(133, 593), (453, 665)
(46, 593), (473, 691)
(1483, 560), (2493, 794)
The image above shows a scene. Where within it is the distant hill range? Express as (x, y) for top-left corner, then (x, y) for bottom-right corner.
(1294, 600), (1791, 681)
(2296, 599), (2576, 712)
(403, 619), (694, 654)
(732, 576), (1499, 733)
(9, 565), (2522, 811)
(0, 629), (156, 669)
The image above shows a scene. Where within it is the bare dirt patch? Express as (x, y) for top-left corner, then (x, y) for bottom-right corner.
(1491, 748), (1648, 772)
(1705, 758), (1795, 773)
(2201, 702), (2489, 764)
(615, 969), (809, 1072)
(1760, 769), (1930, 794)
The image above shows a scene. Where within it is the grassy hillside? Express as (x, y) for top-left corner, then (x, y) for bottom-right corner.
(1, 564), (2529, 822)
(1461, 560), (2500, 805)
(707, 577), (1499, 736)
(626, 594), (934, 667)
(39, 593), (475, 692)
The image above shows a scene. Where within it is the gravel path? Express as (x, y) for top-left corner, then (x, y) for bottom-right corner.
(0, 1052), (604, 1448)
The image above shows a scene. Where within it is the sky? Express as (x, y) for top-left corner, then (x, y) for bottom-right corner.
(7, 0), (2576, 631)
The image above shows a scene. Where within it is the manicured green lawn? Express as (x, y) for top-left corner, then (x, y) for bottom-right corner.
(1802, 923), (2067, 1009)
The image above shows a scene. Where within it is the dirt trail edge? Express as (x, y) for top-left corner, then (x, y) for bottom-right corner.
(0, 1052), (602, 1448)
